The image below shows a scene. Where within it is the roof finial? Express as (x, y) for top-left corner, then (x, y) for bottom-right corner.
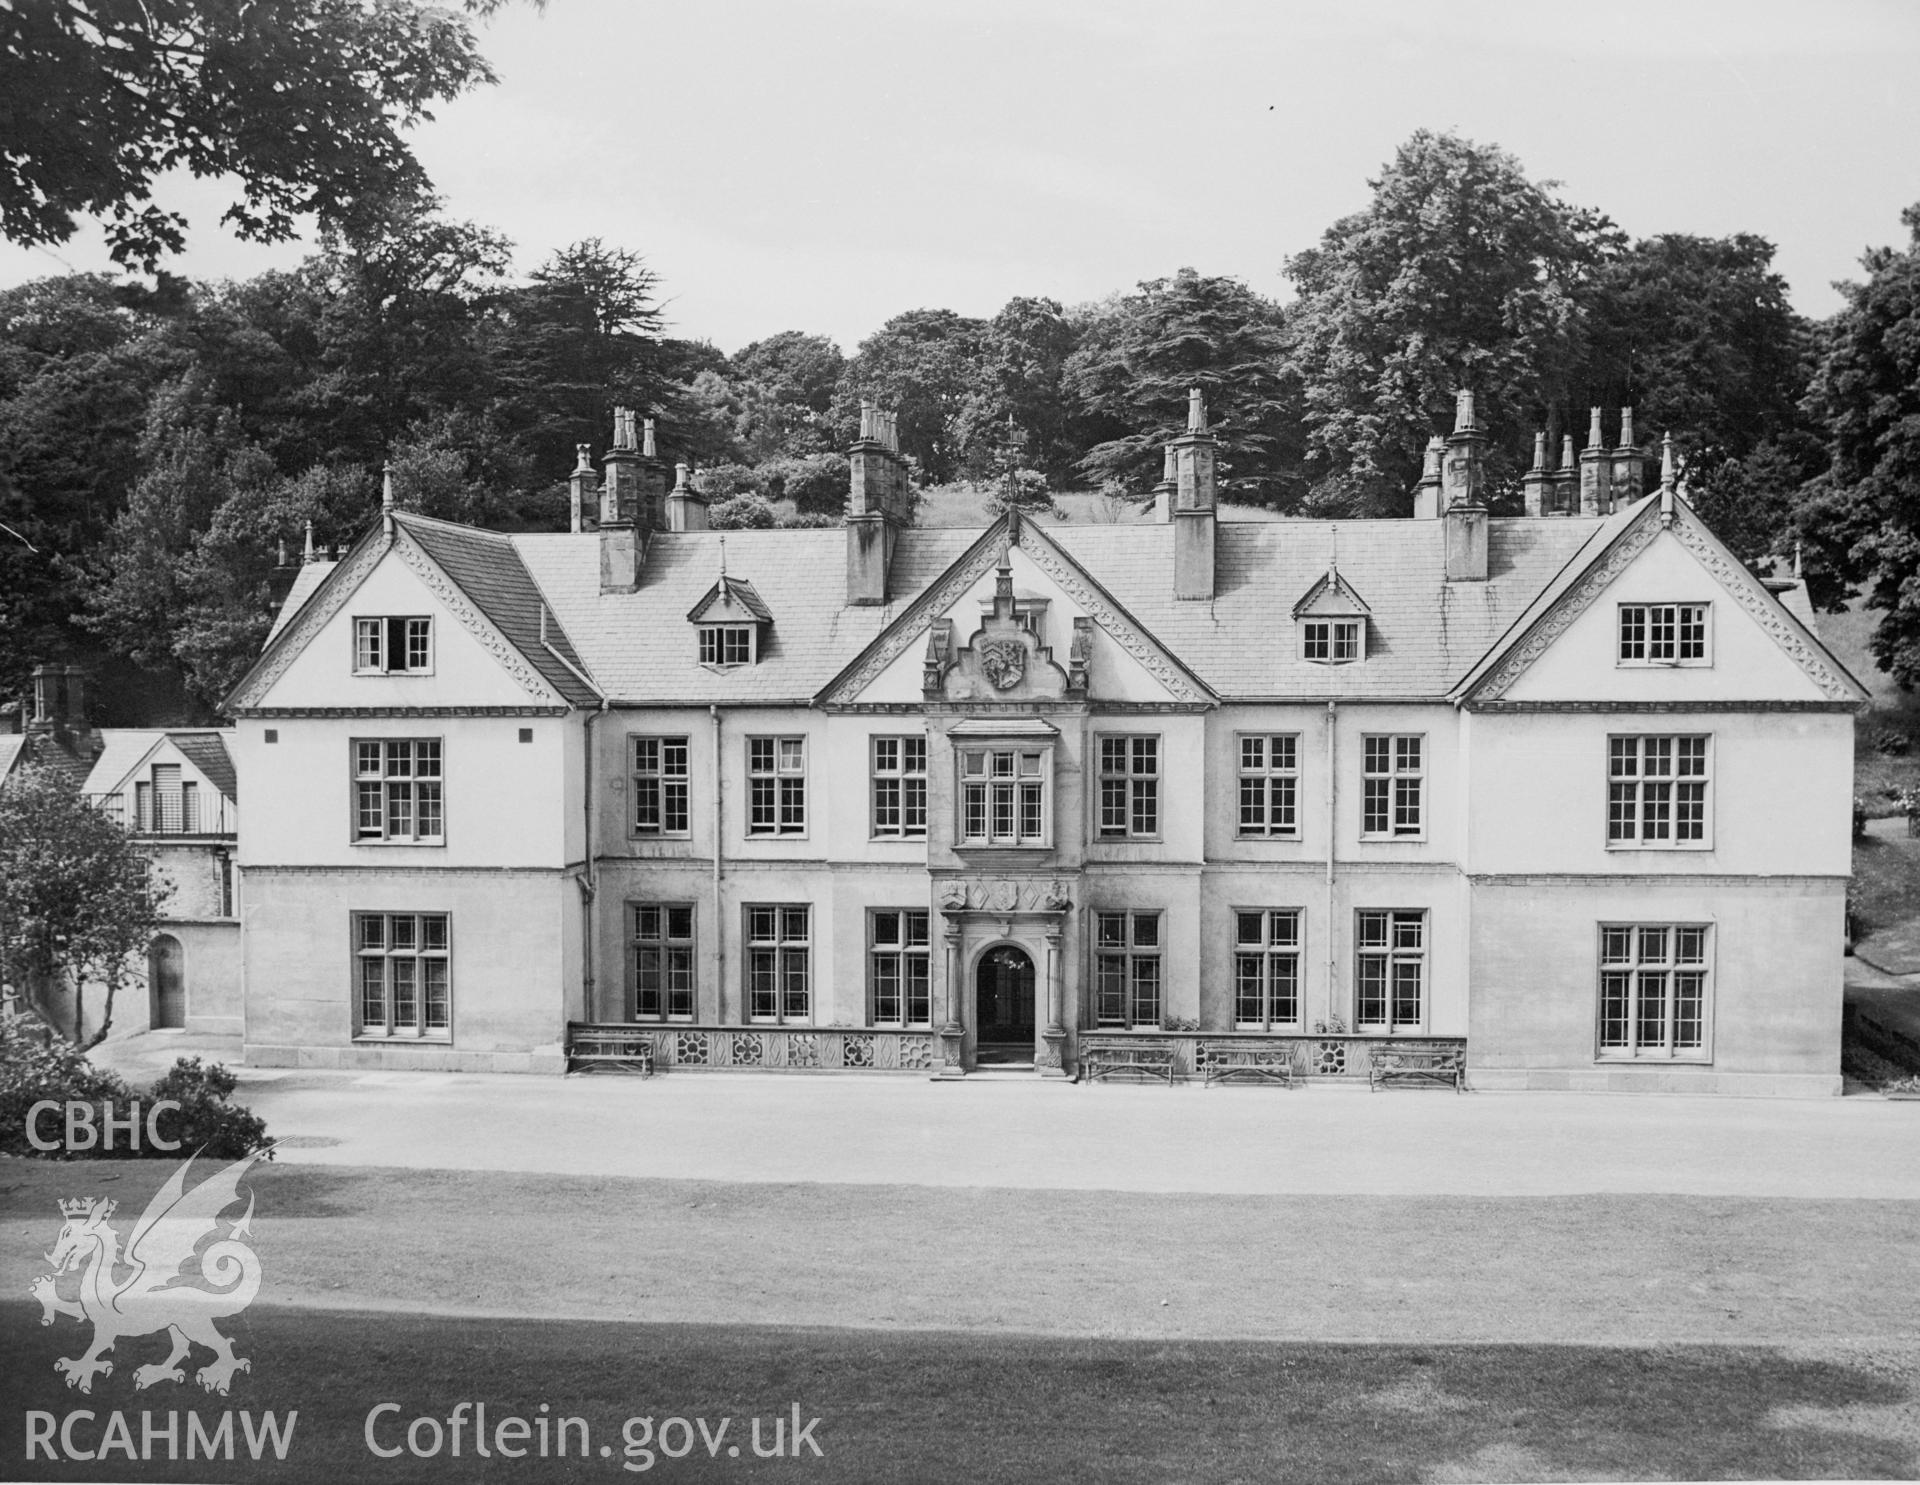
(1328, 526), (1339, 583)
(1793, 540), (1804, 581)
(303, 520), (315, 563)
(718, 534), (727, 579)
(1660, 431), (1676, 490)
(382, 462), (394, 512)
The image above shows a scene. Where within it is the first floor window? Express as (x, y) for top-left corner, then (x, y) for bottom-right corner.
(1097, 735), (1160, 838)
(354, 739), (443, 842)
(959, 745), (1047, 845)
(869, 909), (931, 1026)
(632, 735), (690, 836)
(871, 735), (928, 838)
(746, 904), (810, 1021)
(355, 912), (450, 1038)
(1355, 909), (1425, 1031)
(632, 904), (695, 1019)
(1608, 734), (1709, 846)
(1093, 910), (1162, 1028)
(1361, 735), (1423, 838)
(1238, 734), (1299, 837)
(748, 737), (806, 835)
(1235, 910), (1301, 1029)
(1598, 924), (1710, 1059)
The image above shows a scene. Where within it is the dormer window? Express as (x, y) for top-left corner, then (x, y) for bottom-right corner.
(1303, 618), (1364, 664)
(699, 625), (755, 667)
(355, 617), (432, 674)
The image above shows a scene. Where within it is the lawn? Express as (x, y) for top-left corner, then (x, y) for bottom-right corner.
(3, 1163), (1918, 1480)
(5, 1307), (1917, 1484)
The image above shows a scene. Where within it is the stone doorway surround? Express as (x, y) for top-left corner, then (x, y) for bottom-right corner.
(936, 873), (1073, 1077)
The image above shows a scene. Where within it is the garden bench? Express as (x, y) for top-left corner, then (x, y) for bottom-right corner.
(1200, 1044), (1297, 1088)
(1367, 1045), (1464, 1092)
(1076, 1035), (1177, 1086)
(565, 1023), (656, 1076)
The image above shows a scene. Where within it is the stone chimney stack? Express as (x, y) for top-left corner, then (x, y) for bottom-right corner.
(63, 664), (89, 730)
(638, 417), (669, 531)
(1441, 390), (1487, 510)
(846, 400), (911, 605)
(1579, 406), (1613, 516)
(570, 444), (598, 533)
(1551, 434), (1577, 515)
(1152, 444), (1176, 524)
(666, 462), (709, 532)
(1523, 430), (1553, 516)
(598, 408), (643, 595)
(1610, 406), (1646, 507)
(1170, 388), (1218, 600)
(1442, 390), (1489, 581)
(1412, 436), (1445, 519)
(27, 663), (60, 737)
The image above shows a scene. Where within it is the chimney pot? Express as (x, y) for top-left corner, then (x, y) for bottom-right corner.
(1187, 387), (1206, 433)
(1454, 389), (1478, 432)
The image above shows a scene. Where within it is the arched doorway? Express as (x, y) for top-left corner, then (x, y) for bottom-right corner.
(975, 945), (1036, 1064)
(149, 935), (185, 1030)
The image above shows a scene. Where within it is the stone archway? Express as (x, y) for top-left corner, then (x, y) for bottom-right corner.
(974, 944), (1036, 1065)
(149, 934), (185, 1029)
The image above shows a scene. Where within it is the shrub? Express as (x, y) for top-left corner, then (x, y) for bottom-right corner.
(708, 493), (776, 530)
(697, 463), (761, 500)
(775, 510), (840, 529)
(1869, 725), (1912, 756)
(0, 1021), (270, 1160)
(147, 1056), (272, 1160)
(759, 453), (850, 516)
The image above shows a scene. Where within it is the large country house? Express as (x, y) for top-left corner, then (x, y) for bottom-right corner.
(224, 393), (1865, 1094)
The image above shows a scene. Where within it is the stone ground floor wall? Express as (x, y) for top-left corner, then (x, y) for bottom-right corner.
(1466, 875), (1845, 1096)
(242, 866), (577, 1073)
(168, 920), (241, 1036)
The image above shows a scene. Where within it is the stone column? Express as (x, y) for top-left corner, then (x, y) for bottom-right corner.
(1040, 925), (1068, 1077)
(938, 914), (966, 1078)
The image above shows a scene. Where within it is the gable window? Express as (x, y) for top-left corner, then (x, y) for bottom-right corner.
(958, 746), (1048, 846)
(869, 909), (932, 1027)
(699, 625), (754, 667)
(1093, 910), (1162, 1028)
(632, 736), (690, 837)
(631, 904), (695, 1020)
(747, 737), (806, 836)
(1598, 924), (1710, 1060)
(134, 763), (197, 835)
(1303, 618), (1363, 664)
(746, 904), (810, 1022)
(1355, 909), (1425, 1032)
(353, 739), (443, 843)
(1238, 734), (1299, 838)
(872, 735), (928, 839)
(1097, 735), (1160, 839)
(1235, 909), (1302, 1030)
(354, 616), (433, 675)
(1608, 735), (1709, 847)
(1618, 604), (1709, 665)
(355, 911), (450, 1039)
(1361, 735), (1423, 839)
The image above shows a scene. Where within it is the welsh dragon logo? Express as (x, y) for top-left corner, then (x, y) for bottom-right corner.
(30, 1150), (266, 1396)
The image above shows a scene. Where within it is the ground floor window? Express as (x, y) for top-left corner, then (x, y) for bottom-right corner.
(746, 904), (810, 1022)
(1598, 923), (1710, 1059)
(355, 911), (450, 1039)
(631, 903), (695, 1020)
(1235, 909), (1301, 1029)
(869, 909), (931, 1027)
(1093, 910), (1162, 1028)
(1355, 909), (1424, 1032)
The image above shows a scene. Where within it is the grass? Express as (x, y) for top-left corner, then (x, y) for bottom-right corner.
(1852, 830), (1920, 950)
(4, 1306), (1916, 1483)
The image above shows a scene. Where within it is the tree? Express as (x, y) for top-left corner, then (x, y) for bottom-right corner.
(732, 331), (845, 459)
(956, 297), (1078, 484)
(0, 767), (161, 1048)
(836, 310), (987, 482)
(1064, 269), (1299, 505)
(1282, 131), (1617, 514)
(1796, 204), (1920, 685)
(0, 0), (495, 271)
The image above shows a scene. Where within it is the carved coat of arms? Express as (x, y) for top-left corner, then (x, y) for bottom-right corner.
(979, 640), (1027, 691)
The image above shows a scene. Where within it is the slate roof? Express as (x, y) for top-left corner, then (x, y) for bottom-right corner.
(688, 574), (774, 624)
(0, 735), (22, 782)
(172, 732), (237, 800)
(515, 527), (979, 703)
(1047, 516), (1607, 699)
(267, 562), (335, 642)
(396, 514), (600, 706)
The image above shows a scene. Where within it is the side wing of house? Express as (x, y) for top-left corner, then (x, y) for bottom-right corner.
(1457, 495), (1865, 1094)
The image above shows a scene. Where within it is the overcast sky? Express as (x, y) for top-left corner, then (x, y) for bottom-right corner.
(5, 0), (1918, 353)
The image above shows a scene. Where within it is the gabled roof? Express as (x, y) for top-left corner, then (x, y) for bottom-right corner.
(0, 735), (23, 782)
(1454, 491), (1869, 705)
(1291, 565), (1372, 619)
(688, 574), (773, 625)
(266, 562), (335, 643)
(172, 732), (237, 800)
(79, 729), (238, 802)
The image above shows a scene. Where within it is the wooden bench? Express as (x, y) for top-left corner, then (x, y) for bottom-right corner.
(1367, 1045), (1464, 1092)
(1076, 1036), (1177, 1087)
(1200, 1044), (1297, 1088)
(566, 1023), (657, 1076)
